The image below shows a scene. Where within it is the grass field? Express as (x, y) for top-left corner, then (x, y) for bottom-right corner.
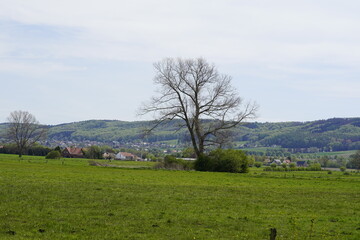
(242, 147), (356, 157)
(0, 154), (359, 239)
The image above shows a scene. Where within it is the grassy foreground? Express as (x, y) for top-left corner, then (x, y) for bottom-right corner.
(0, 154), (359, 239)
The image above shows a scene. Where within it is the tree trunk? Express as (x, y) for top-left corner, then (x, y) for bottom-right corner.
(18, 147), (23, 158)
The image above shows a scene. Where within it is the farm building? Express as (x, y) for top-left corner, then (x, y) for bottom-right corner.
(271, 159), (282, 165)
(62, 147), (84, 158)
(103, 152), (115, 160)
(115, 152), (139, 161)
(283, 159), (291, 164)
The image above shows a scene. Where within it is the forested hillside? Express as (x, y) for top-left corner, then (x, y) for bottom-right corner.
(0, 118), (359, 151)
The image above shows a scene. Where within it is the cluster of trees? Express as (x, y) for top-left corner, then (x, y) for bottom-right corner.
(348, 150), (360, 170)
(0, 143), (51, 156)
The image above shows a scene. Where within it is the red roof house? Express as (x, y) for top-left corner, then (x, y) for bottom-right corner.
(62, 147), (84, 158)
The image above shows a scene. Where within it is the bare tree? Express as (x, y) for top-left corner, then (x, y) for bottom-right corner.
(140, 58), (258, 157)
(7, 110), (47, 157)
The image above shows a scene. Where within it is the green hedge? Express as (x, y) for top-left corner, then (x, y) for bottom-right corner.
(195, 149), (249, 173)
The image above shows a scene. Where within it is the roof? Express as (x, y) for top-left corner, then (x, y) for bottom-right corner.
(118, 152), (136, 157)
(65, 147), (83, 155)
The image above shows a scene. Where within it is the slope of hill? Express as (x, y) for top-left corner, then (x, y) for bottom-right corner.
(0, 118), (359, 151)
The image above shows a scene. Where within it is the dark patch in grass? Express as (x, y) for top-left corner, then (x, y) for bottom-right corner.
(152, 224), (159, 227)
(6, 230), (16, 235)
(108, 213), (114, 216)
(38, 229), (45, 233)
(238, 216), (249, 221)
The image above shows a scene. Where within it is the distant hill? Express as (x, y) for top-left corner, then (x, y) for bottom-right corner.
(0, 118), (359, 151)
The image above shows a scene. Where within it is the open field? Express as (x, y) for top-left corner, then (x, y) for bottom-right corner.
(0, 154), (359, 239)
(242, 147), (356, 157)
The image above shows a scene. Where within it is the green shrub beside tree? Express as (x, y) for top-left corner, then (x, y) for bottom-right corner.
(195, 149), (249, 173)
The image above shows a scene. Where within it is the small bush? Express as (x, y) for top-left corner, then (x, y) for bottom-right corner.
(194, 149), (249, 173)
(340, 166), (346, 172)
(307, 163), (322, 171)
(194, 154), (213, 171)
(270, 163), (277, 168)
(45, 150), (61, 159)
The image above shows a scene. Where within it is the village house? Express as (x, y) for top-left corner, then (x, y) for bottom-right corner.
(103, 152), (115, 160)
(62, 147), (84, 158)
(115, 152), (139, 161)
(283, 159), (291, 164)
(271, 159), (282, 165)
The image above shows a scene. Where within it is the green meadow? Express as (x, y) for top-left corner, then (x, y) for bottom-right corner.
(0, 154), (359, 239)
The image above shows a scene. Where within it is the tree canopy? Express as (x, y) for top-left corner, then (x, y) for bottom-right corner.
(6, 110), (47, 157)
(140, 58), (258, 157)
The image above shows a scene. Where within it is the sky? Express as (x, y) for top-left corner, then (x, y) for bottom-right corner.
(0, 0), (359, 125)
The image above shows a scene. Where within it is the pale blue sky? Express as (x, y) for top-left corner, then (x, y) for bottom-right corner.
(0, 0), (359, 125)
